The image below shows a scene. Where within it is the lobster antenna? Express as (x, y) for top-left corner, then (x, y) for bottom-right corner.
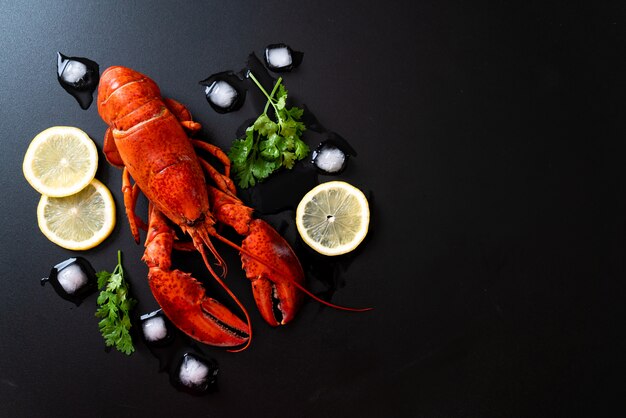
(186, 223), (228, 278)
(211, 233), (372, 313)
(195, 229), (252, 352)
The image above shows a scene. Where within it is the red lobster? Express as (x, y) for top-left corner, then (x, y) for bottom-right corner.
(97, 66), (361, 351)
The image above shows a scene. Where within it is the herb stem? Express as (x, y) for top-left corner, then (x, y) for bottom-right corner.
(116, 250), (122, 274)
(266, 76), (283, 112)
(248, 71), (283, 116)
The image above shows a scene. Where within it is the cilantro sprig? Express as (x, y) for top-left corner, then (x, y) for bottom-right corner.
(95, 250), (137, 355)
(228, 72), (309, 189)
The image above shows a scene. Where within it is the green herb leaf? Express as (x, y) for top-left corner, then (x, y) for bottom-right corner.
(252, 157), (279, 179)
(228, 72), (309, 189)
(287, 106), (304, 120)
(294, 138), (310, 160)
(95, 250), (137, 355)
(282, 151), (297, 169)
(229, 132), (254, 165)
(96, 270), (110, 290)
(254, 115), (278, 136)
(275, 86), (287, 110)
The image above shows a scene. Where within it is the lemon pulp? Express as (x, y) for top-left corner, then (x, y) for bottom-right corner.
(37, 179), (116, 250)
(23, 126), (98, 197)
(296, 181), (369, 256)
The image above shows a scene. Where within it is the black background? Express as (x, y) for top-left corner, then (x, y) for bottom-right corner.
(1, 1), (625, 417)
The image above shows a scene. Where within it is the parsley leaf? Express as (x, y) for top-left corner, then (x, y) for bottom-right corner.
(228, 72), (310, 189)
(95, 250), (137, 355)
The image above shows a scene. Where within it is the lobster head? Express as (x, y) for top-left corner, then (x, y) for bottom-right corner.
(97, 66), (162, 130)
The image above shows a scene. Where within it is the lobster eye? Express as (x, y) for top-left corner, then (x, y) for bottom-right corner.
(185, 213), (205, 227)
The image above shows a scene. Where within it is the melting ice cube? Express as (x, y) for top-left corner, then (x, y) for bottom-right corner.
(313, 146), (346, 173)
(56, 263), (88, 294)
(142, 316), (168, 342)
(179, 354), (210, 388)
(266, 46), (292, 69)
(205, 80), (238, 109)
(41, 257), (97, 305)
(59, 60), (88, 85)
(312, 140), (349, 174)
(56, 52), (100, 109)
(199, 71), (246, 113)
(264, 43), (303, 72)
(170, 352), (218, 395)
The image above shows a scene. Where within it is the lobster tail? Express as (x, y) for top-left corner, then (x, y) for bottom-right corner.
(98, 66), (161, 127)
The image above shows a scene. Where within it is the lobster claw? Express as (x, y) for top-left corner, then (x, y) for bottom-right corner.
(143, 203), (249, 347)
(241, 219), (304, 327)
(205, 186), (305, 327)
(148, 268), (249, 347)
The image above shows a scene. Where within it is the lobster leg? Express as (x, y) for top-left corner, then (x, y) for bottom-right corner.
(191, 140), (233, 178)
(163, 98), (237, 196)
(198, 158), (237, 198)
(103, 128), (125, 168)
(143, 203), (249, 347)
(162, 97), (236, 195)
(206, 185), (304, 326)
(105, 130), (147, 243)
(122, 168), (144, 243)
(164, 98), (202, 134)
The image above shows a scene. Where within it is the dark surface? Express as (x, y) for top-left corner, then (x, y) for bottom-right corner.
(1, 1), (625, 417)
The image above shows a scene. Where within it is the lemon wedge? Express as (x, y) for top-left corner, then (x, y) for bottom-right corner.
(37, 179), (116, 250)
(23, 126), (98, 197)
(296, 181), (370, 256)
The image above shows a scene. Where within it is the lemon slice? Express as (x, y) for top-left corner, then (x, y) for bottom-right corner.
(296, 181), (370, 256)
(37, 179), (116, 250)
(23, 126), (98, 197)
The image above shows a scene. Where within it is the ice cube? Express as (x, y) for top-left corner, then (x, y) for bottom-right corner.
(264, 44), (303, 72)
(179, 354), (210, 387)
(42, 257), (97, 305)
(170, 352), (218, 394)
(206, 80), (238, 109)
(266, 46), (292, 69)
(313, 144), (346, 173)
(60, 60), (88, 85)
(142, 316), (168, 342)
(56, 263), (88, 294)
(200, 71), (246, 113)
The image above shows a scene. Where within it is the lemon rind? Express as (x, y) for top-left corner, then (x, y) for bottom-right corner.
(23, 126), (98, 198)
(296, 181), (369, 256)
(37, 179), (116, 251)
